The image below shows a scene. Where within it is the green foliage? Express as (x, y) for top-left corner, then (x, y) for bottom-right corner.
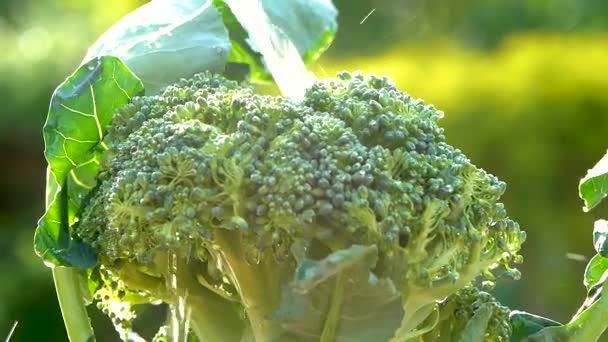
(260, 0), (337, 64)
(35, 56), (144, 268)
(83, 0), (232, 95)
(83, 0), (336, 94)
(214, 0), (336, 83)
(592, 220), (608, 257)
(509, 311), (561, 342)
(579, 153), (608, 212)
(584, 255), (608, 291)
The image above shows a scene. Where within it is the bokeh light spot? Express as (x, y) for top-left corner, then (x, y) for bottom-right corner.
(18, 26), (53, 62)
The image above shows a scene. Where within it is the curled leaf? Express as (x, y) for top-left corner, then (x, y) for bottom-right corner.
(214, 0), (337, 89)
(458, 304), (494, 342)
(272, 245), (404, 342)
(35, 56), (144, 268)
(584, 254), (608, 292)
(579, 152), (608, 212)
(593, 220), (608, 257)
(261, 0), (337, 64)
(84, 0), (231, 94)
(509, 311), (562, 342)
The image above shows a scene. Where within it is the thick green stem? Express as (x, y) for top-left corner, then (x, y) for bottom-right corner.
(52, 267), (94, 342)
(214, 230), (289, 342)
(565, 287), (608, 342)
(48, 165), (94, 342)
(117, 256), (247, 341)
(320, 272), (346, 342)
(187, 289), (246, 342)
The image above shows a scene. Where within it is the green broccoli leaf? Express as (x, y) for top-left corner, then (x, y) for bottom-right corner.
(457, 304), (494, 342)
(35, 183), (97, 268)
(522, 274), (608, 342)
(579, 151), (608, 212)
(272, 245), (404, 342)
(83, 0), (231, 94)
(43, 56), (143, 185)
(525, 228), (608, 342)
(592, 220), (608, 257)
(576, 254), (608, 318)
(66, 154), (102, 217)
(261, 0), (337, 64)
(211, 0), (267, 82)
(509, 311), (562, 342)
(584, 254), (608, 291)
(214, 0), (337, 82)
(35, 56), (144, 268)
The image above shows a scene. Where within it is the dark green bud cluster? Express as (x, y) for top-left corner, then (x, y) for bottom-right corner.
(76, 71), (524, 296)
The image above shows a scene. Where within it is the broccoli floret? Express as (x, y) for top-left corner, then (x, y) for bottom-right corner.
(76, 71), (525, 341)
(418, 286), (512, 342)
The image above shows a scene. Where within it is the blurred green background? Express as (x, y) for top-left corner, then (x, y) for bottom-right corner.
(1, 0), (608, 340)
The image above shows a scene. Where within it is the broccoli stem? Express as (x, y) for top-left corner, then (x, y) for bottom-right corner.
(566, 293), (608, 342)
(118, 257), (247, 341)
(52, 267), (94, 342)
(171, 255), (247, 342)
(320, 272), (346, 342)
(187, 288), (247, 342)
(47, 167), (94, 342)
(214, 229), (289, 342)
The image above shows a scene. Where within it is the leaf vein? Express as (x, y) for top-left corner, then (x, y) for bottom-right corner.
(90, 84), (103, 141)
(59, 103), (94, 118)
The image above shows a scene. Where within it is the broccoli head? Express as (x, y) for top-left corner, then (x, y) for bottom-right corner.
(76, 71), (525, 341)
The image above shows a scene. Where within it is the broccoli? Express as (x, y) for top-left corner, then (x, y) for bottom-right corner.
(70, 71), (525, 341)
(420, 286), (512, 342)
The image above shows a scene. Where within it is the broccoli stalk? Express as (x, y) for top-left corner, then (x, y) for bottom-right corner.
(45, 167), (95, 342)
(52, 267), (95, 342)
(114, 255), (246, 342)
(213, 229), (288, 341)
